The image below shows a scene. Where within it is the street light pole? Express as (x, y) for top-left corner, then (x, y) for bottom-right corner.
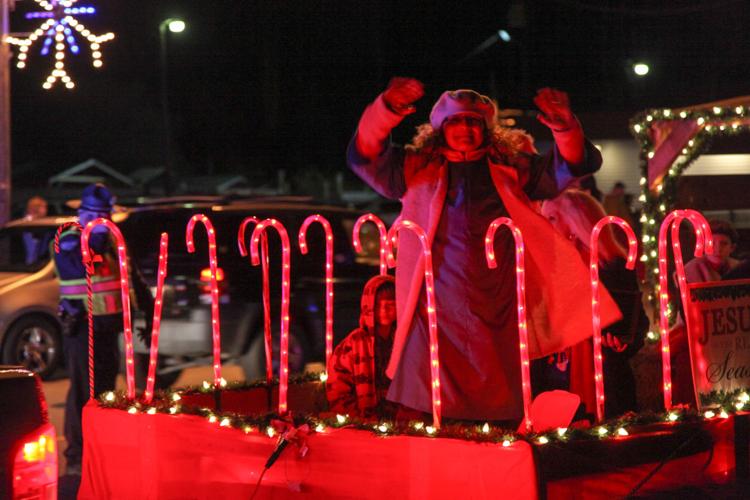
(0, 0), (13, 225)
(159, 18), (185, 195)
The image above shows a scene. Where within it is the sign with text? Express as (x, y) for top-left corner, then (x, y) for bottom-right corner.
(686, 279), (750, 406)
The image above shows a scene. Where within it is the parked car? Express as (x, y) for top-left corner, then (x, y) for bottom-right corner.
(0, 197), (383, 385)
(0, 365), (58, 499)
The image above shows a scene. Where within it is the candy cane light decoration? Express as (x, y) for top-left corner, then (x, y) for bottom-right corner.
(590, 216), (638, 422)
(186, 215), (222, 387)
(143, 233), (169, 404)
(238, 217), (273, 383)
(298, 214), (335, 374)
(80, 218), (136, 400)
(386, 219), (442, 428)
(353, 213), (388, 276)
(657, 209), (712, 410)
(250, 219), (292, 415)
(485, 217), (532, 433)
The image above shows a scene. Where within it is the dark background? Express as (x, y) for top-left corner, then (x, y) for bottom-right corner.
(9, 0), (750, 182)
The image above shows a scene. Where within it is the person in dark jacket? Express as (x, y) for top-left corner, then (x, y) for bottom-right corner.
(53, 183), (152, 474)
(327, 275), (396, 417)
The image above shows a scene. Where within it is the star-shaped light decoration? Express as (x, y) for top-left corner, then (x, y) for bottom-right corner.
(6, 0), (114, 89)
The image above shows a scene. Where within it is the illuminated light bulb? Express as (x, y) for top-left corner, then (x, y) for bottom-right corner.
(127, 406), (138, 414)
(663, 109), (671, 117)
(739, 392), (750, 403)
(243, 426), (253, 434)
(91, 42), (100, 50)
(104, 391), (115, 402)
(713, 106), (722, 115)
(172, 392), (181, 402)
(219, 377), (227, 387)
(537, 436), (549, 444)
(597, 427), (608, 436)
(736, 402), (745, 411)
(208, 415), (217, 424)
(639, 177), (647, 186)
(680, 111), (687, 118)
(378, 423), (389, 433)
(482, 423), (490, 434)
(315, 423), (325, 433)
(617, 427), (629, 436)
(646, 115), (653, 122)
(202, 380), (211, 390)
(704, 410), (715, 419)
(266, 427), (275, 438)
(92, 50), (101, 58)
(697, 117), (705, 126)
(720, 410), (729, 419)
(336, 414), (348, 424)
(640, 255), (648, 263)
(413, 421), (424, 430)
(659, 204), (666, 212)
(638, 194), (646, 202)
(16, 62), (26, 68)
(650, 250), (657, 258)
(319, 372), (328, 382)
(220, 418), (231, 427)
(425, 426), (436, 435)
(169, 406), (178, 414)
(557, 427), (567, 437)
(502, 439), (512, 447)
(147, 407), (157, 415)
(647, 151), (655, 159)
(668, 412), (678, 422)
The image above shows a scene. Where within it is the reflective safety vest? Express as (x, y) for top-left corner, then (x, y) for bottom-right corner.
(54, 228), (124, 316)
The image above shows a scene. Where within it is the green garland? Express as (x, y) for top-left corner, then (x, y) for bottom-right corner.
(629, 104), (750, 341)
(96, 378), (749, 447)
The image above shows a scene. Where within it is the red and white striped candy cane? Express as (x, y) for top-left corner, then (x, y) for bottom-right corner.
(238, 217), (273, 383)
(386, 219), (442, 428)
(353, 213), (388, 276)
(657, 209), (712, 410)
(81, 219), (136, 400)
(250, 219), (292, 415)
(143, 233), (169, 404)
(186, 215), (222, 387)
(589, 216), (638, 422)
(298, 214), (335, 374)
(485, 217), (532, 433)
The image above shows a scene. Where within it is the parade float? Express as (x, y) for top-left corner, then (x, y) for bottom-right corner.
(67, 99), (750, 499)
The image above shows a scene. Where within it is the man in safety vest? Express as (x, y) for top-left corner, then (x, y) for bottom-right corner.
(53, 183), (152, 475)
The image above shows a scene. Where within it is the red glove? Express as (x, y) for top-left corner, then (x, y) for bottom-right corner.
(383, 77), (424, 115)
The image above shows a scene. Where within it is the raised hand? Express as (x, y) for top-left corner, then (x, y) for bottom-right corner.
(534, 88), (578, 132)
(383, 77), (424, 115)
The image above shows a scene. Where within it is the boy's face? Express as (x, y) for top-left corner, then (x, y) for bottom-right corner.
(442, 113), (485, 152)
(707, 233), (735, 265)
(375, 296), (397, 330)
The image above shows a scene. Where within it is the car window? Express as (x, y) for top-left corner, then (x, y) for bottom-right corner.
(0, 226), (55, 273)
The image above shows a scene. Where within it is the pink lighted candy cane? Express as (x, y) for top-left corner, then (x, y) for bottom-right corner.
(250, 219), (292, 415)
(485, 217), (532, 433)
(298, 214), (335, 373)
(143, 233), (169, 404)
(353, 213), (388, 276)
(81, 219), (136, 400)
(386, 220), (442, 428)
(590, 216), (638, 422)
(238, 217), (273, 383)
(55, 222), (97, 400)
(186, 215), (222, 387)
(657, 209), (712, 410)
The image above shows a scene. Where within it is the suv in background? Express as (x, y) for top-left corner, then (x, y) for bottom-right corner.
(0, 198), (382, 385)
(0, 366), (58, 499)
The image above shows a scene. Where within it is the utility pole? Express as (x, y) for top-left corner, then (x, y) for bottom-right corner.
(0, 0), (12, 226)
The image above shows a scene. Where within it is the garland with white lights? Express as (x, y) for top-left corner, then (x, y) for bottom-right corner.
(7, 0), (114, 89)
(630, 104), (750, 338)
(95, 377), (750, 448)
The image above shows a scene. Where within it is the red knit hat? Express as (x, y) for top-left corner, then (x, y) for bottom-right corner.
(429, 89), (497, 129)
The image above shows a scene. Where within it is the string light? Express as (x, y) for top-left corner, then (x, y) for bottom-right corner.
(352, 213), (389, 276)
(186, 215), (223, 387)
(557, 428), (567, 437)
(8, 0), (114, 89)
(298, 215), (335, 375)
(537, 436), (549, 444)
(336, 414), (348, 424)
(238, 217), (273, 384)
(146, 407), (157, 415)
(250, 219), (292, 415)
(81, 218), (136, 400)
(143, 233), (169, 404)
(704, 410), (715, 419)
(104, 391), (115, 402)
(597, 426), (608, 436)
(657, 210), (712, 410)
(589, 216), (638, 422)
(485, 218), (532, 433)
(481, 423), (490, 434)
(387, 220), (443, 429)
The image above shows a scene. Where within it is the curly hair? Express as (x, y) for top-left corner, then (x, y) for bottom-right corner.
(405, 121), (535, 159)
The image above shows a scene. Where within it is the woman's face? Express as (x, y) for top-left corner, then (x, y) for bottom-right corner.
(442, 114), (485, 152)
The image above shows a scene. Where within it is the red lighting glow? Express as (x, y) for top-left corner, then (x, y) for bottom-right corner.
(144, 233), (169, 404)
(352, 213), (389, 276)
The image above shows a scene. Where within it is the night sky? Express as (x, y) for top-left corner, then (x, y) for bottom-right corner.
(8, 0), (750, 183)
